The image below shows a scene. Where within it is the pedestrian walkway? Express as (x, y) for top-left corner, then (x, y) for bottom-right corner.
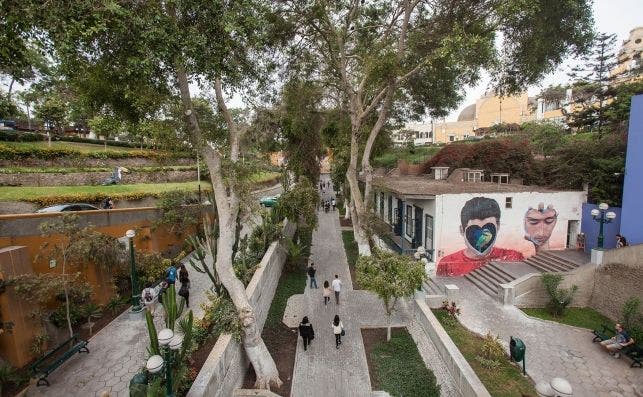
(441, 276), (643, 397)
(289, 175), (458, 397)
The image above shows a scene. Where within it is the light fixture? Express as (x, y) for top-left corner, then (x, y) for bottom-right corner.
(169, 334), (184, 351)
(606, 211), (616, 220)
(591, 209), (600, 217)
(146, 355), (164, 374)
(158, 328), (174, 346)
(126, 229), (136, 238)
(598, 202), (609, 211)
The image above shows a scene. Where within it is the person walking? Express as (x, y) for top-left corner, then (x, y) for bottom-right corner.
(166, 262), (178, 285)
(322, 280), (331, 306)
(331, 274), (342, 305)
(331, 198), (336, 211)
(178, 264), (190, 307)
(331, 315), (344, 349)
(299, 316), (315, 351)
(307, 263), (318, 289)
(616, 234), (628, 248)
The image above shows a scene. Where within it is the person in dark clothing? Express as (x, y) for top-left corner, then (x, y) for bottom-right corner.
(307, 263), (318, 289)
(331, 314), (344, 348)
(299, 316), (314, 351)
(178, 264), (190, 307)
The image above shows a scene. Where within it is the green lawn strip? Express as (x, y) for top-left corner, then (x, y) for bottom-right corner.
(1, 140), (150, 153)
(370, 328), (440, 397)
(264, 263), (306, 329)
(341, 230), (360, 289)
(0, 165), (198, 174)
(432, 310), (537, 397)
(373, 146), (441, 168)
(520, 307), (613, 330)
(248, 171), (281, 184)
(0, 181), (212, 202)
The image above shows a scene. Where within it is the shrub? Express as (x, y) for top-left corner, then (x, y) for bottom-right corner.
(440, 301), (461, 327)
(622, 297), (643, 342)
(541, 274), (578, 316)
(0, 130), (43, 142)
(480, 332), (505, 361)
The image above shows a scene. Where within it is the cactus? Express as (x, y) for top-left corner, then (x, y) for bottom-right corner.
(145, 310), (160, 355)
(187, 218), (228, 298)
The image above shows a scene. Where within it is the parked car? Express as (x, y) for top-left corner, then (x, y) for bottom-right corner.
(259, 195), (280, 208)
(35, 203), (100, 213)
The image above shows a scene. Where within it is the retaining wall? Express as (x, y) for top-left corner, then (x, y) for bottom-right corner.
(590, 263), (643, 321)
(0, 169), (198, 187)
(187, 221), (296, 397)
(508, 265), (595, 308)
(414, 297), (491, 397)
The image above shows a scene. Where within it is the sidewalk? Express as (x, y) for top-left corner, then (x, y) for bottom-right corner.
(441, 276), (643, 397)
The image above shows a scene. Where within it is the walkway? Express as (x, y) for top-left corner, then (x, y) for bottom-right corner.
(441, 276), (643, 397)
(288, 175), (458, 397)
(28, 185), (281, 397)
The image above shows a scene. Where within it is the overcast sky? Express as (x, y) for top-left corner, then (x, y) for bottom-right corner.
(444, 0), (643, 120)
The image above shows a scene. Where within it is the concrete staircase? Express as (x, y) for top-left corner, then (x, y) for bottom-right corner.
(523, 251), (580, 273)
(464, 261), (514, 298)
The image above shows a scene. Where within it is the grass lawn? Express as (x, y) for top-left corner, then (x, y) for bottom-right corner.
(249, 171), (281, 184)
(264, 262), (307, 329)
(1, 140), (152, 153)
(341, 230), (360, 289)
(433, 309), (537, 397)
(368, 328), (440, 397)
(0, 181), (212, 201)
(521, 307), (613, 330)
(373, 146), (441, 168)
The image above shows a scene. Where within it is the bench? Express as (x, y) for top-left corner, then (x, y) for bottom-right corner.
(592, 325), (642, 368)
(30, 334), (89, 386)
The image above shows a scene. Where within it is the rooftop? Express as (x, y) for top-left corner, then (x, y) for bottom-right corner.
(373, 175), (562, 198)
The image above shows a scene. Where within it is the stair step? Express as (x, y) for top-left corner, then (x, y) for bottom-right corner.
(464, 273), (497, 298)
(484, 263), (515, 283)
(474, 267), (505, 286)
(524, 258), (560, 273)
(532, 256), (571, 272)
(423, 279), (443, 295)
(540, 252), (580, 269)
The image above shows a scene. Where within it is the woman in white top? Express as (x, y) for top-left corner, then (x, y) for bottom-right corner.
(331, 314), (344, 348)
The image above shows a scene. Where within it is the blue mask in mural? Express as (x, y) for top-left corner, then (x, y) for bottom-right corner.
(465, 223), (497, 256)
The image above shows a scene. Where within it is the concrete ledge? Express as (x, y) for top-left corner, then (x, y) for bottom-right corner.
(233, 389), (282, 397)
(414, 298), (491, 397)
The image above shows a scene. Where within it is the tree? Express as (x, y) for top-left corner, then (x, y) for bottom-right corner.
(356, 249), (426, 341)
(88, 114), (123, 148)
(604, 80), (643, 132)
(21, 1), (287, 388)
(34, 93), (67, 134)
(567, 33), (618, 135)
(521, 121), (565, 157)
(284, 0), (594, 255)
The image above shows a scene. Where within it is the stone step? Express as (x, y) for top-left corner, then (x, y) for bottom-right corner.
(524, 256), (568, 273)
(535, 255), (576, 271)
(540, 251), (580, 270)
(464, 272), (497, 298)
(423, 278), (444, 295)
(477, 265), (510, 285)
(486, 262), (516, 282)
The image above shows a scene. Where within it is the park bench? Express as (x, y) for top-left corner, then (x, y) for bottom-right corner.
(30, 334), (89, 386)
(592, 324), (642, 368)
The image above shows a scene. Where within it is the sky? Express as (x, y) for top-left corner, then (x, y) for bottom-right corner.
(444, 0), (643, 121)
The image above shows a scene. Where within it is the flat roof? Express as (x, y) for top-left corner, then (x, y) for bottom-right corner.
(373, 175), (568, 196)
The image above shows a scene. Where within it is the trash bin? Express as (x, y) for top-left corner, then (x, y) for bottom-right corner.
(129, 372), (149, 397)
(510, 336), (526, 374)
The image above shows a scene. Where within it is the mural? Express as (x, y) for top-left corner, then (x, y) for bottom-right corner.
(437, 197), (559, 276)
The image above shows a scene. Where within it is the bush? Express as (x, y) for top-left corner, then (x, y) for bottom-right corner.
(541, 274), (578, 316)
(622, 297), (643, 342)
(0, 142), (186, 161)
(0, 130), (43, 142)
(477, 331), (505, 368)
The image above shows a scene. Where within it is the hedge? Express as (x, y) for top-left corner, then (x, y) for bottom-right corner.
(0, 165), (198, 174)
(24, 189), (212, 207)
(0, 130), (43, 142)
(0, 143), (181, 160)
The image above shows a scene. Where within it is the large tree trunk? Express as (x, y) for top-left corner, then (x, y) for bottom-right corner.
(346, 128), (371, 256)
(173, 62), (282, 389)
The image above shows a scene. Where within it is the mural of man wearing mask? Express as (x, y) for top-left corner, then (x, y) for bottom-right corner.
(438, 197), (523, 276)
(524, 203), (558, 253)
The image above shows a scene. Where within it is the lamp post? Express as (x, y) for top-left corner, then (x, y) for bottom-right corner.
(146, 328), (183, 397)
(590, 203), (617, 249)
(126, 229), (143, 312)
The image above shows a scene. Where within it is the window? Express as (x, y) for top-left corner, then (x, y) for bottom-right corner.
(387, 196), (393, 224)
(434, 168), (448, 180)
(380, 194), (385, 217)
(449, 135), (455, 142)
(506, 197), (513, 209)
(466, 171), (482, 182)
(405, 204), (413, 237)
(424, 214), (434, 259)
(491, 174), (509, 184)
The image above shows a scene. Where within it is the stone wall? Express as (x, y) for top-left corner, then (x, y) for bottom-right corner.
(0, 157), (194, 168)
(599, 244), (643, 268)
(414, 297), (491, 397)
(0, 170), (198, 187)
(187, 221), (296, 397)
(590, 263), (643, 321)
(510, 265), (595, 308)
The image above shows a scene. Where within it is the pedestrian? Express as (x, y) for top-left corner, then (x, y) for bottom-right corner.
(299, 316), (315, 351)
(166, 262), (178, 285)
(102, 197), (114, 209)
(307, 263), (318, 289)
(141, 283), (157, 315)
(616, 234), (628, 248)
(331, 198), (336, 211)
(331, 274), (342, 305)
(331, 314), (344, 349)
(178, 264), (190, 307)
(158, 280), (168, 305)
(322, 280), (331, 306)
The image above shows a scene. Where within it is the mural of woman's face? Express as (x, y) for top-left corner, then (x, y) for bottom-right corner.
(524, 207), (557, 246)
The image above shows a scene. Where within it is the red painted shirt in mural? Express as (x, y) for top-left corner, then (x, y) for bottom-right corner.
(437, 247), (524, 276)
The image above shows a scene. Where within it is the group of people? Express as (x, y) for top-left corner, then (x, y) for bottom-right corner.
(141, 261), (192, 315)
(299, 263), (346, 350)
(320, 198), (336, 212)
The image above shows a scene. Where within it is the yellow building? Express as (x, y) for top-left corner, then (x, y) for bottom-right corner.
(611, 27), (643, 84)
(474, 91), (536, 127)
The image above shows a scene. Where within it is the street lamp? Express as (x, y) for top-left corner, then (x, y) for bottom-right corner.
(590, 203), (617, 249)
(146, 328), (183, 397)
(125, 229), (143, 312)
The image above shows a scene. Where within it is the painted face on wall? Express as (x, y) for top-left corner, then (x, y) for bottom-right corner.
(524, 204), (557, 249)
(462, 217), (498, 257)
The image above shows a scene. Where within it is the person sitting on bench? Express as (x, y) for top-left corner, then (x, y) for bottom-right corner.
(601, 323), (635, 358)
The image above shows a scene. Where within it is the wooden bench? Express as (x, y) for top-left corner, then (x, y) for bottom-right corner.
(592, 325), (642, 368)
(30, 334), (89, 386)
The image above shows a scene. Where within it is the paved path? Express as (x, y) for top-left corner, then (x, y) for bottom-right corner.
(440, 276), (643, 397)
(289, 175), (458, 397)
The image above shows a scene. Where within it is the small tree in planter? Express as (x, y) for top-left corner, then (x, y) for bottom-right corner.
(356, 249), (426, 341)
(541, 273), (578, 317)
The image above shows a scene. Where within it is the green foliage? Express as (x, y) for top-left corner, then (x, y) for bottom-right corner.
(0, 165), (198, 174)
(203, 293), (243, 342)
(521, 307), (614, 331)
(479, 331), (505, 362)
(145, 309), (159, 356)
(373, 146), (441, 168)
(369, 328), (440, 397)
(29, 333), (50, 356)
(0, 94), (20, 119)
(265, 261), (306, 329)
(88, 114), (123, 141)
(153, 190), (199, 234)
(285, 238), (307, 272)
(521, 121), (565, 156)
(541, 274), (578, 317)
(604, 81), (643, 131)
(622, 297), (643, 343)
(275, 177), (319, 230)
(0, 142), (175, 161)
(134, 252), (169, 286)
(356, 249), (426, 317)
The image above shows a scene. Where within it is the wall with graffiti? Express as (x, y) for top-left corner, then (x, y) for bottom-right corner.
(435, 191), (585, 276)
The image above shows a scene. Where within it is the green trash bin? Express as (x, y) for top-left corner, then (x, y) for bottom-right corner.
(129, 372), (149, 397)
(510, 336), (526, 374)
